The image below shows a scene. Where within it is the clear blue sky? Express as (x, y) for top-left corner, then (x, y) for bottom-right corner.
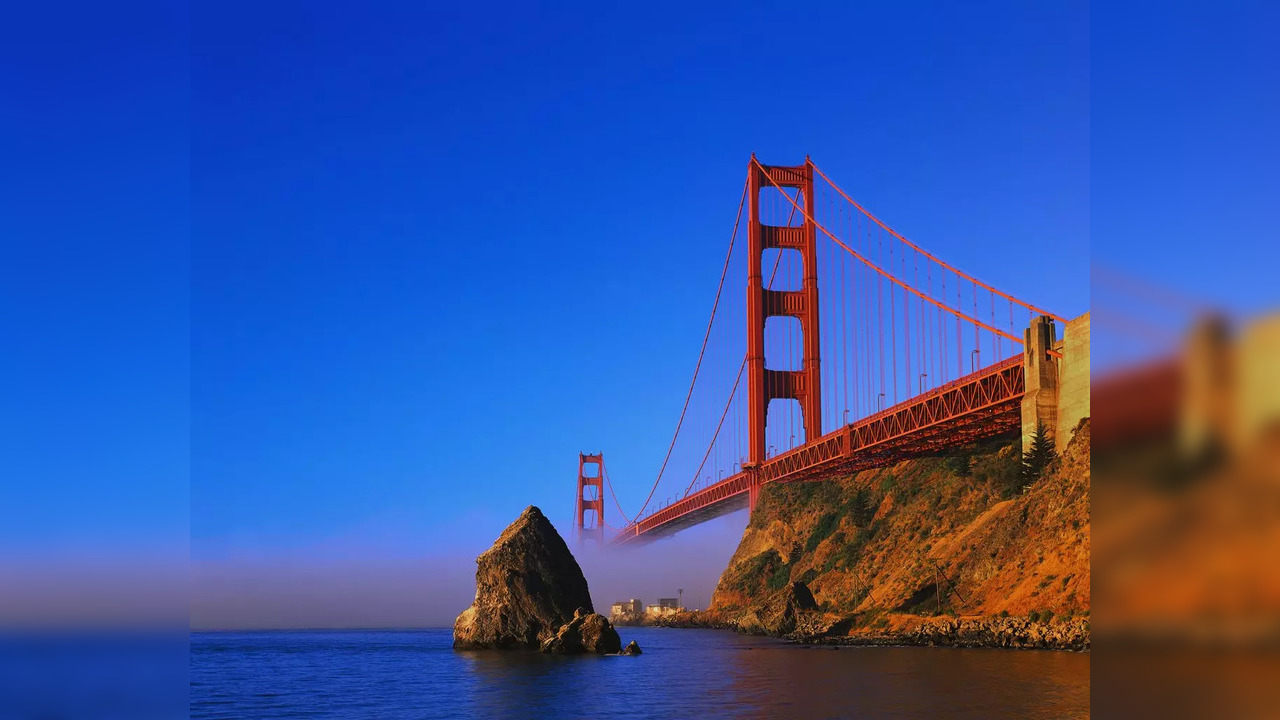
(189, 1), (1091, 565)
(4, 1), (1272, 628)
(9, 1), (1092, 626)
(1, 4), (189, 558)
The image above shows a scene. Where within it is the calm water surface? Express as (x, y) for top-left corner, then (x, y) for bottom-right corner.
(190, 627), (1088, 719)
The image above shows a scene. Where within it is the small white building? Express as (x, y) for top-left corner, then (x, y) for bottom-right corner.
(644, 597), (683, 619)
(609, 598), (644, 625)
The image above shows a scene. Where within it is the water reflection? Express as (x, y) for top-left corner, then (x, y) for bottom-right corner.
(191, 629), (1087, 719)
(460, 628), (1088, 720)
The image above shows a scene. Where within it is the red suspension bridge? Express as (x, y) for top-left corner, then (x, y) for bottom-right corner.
(574, 156), (1069, 546)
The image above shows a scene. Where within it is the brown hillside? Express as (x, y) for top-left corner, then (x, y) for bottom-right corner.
(709, 420), (1091, 634)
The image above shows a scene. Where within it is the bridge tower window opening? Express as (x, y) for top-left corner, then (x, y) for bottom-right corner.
(757, 187), (806, 228)
(766, 399), (806, 456)
(763, 316), (804, 372)
(759, 248), (804, 291)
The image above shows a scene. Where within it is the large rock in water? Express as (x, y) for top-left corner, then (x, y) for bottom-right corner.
(453, 505), (622, 654)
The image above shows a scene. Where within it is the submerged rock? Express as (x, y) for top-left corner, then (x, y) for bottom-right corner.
(621, 640), (642, 655)
(452, 505), (621, 654)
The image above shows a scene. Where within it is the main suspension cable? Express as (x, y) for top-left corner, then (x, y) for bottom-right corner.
(601, 465), (628, 522)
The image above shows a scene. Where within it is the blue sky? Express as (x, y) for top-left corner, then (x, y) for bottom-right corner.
(184, 3), (1094, 627)
(6, 1), (1094, 626)
(0, 4), (189, 555)
(4, 1), (1272, 628)
(189, 2), (1089, 567)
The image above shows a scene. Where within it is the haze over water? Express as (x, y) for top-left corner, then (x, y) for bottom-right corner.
(191, 628), (1089, 719)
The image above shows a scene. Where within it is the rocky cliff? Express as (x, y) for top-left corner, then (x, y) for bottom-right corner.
(707, 420), (1091, 649)
(453, 505), (625, 654)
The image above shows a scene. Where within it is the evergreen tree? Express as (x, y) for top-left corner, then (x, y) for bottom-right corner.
(1021, 422), (1057, 486)
(944, 452), (972, 477)
(847, 488), (875, 526)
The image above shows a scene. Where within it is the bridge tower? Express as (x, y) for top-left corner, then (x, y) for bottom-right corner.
(575, 453), (606, 543)
(745, 157), (822, 511)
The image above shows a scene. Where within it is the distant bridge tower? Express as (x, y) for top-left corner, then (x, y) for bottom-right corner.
(575, 453), (606, 543)
(745, 157), (822, 511)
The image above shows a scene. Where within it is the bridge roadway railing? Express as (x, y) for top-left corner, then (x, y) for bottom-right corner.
(611, 355), (1026, 545)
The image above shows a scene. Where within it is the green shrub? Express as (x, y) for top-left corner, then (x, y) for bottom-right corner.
(729, 550), (783, 593)
(943, 453), (972, 477)
(829, 521), (878, 571)
(806, 512), (840, 552)
(767, 562), (792, 591)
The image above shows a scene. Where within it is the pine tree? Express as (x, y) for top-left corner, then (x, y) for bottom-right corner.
(1021, 422), (1057, 486)
(847, 488), (875, 526)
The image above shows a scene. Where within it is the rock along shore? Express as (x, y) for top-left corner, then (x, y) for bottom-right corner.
(453, 505), (633, 655)
(644, 596), (1089, 652)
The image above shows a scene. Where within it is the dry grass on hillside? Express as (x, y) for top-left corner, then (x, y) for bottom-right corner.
(710, 420), (1091, 631)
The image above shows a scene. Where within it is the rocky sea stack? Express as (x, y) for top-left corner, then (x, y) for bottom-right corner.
(453, 505), (629, 655)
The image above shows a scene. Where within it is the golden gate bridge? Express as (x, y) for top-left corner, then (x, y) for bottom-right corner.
(574, 156), (1078, 546)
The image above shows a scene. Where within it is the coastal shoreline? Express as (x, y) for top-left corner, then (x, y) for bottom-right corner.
(623, 613), (1090, 652)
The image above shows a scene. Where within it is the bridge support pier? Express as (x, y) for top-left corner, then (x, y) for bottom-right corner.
(1021, 316), (1060, 453)
(1022, 312), (1091, 453)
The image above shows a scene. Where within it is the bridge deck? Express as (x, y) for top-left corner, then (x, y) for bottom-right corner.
(610, 355), (1026, 546)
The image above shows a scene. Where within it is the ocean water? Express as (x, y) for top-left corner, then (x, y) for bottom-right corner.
(190, 627), (1089, 719)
